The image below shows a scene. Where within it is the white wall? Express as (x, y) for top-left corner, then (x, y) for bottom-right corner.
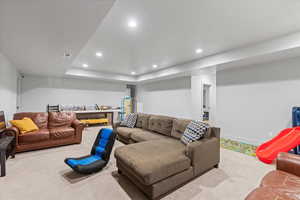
(137, 68), (217, 122)
(0, 52), (18, 121)
(137, 77), (193, 119)
(217, 56), (300, 145)
(20, 75), (127, 112)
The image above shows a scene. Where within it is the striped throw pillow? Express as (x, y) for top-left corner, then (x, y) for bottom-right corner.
(120, 113), (137, 128)
(181, 120), (209, 144)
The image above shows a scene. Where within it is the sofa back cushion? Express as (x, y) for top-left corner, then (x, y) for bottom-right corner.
(148, 115), (174, 136)
(136, 113), (151, 129)
(171, 118), (191, 139)
(48, 112), (76, 128)
(14, 112), (48, 129)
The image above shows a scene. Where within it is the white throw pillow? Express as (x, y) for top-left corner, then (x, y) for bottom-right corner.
(181, 120), (209, 145)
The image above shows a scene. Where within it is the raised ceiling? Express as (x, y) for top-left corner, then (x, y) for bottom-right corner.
(1, 0), (300, 82)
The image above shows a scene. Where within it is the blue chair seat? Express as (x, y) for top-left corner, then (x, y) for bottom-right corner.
(64, 128), (116, 174)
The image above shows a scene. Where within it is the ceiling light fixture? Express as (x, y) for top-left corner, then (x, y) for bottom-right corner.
(152, 64), (158, 68)
(131, 71), (136, 75)
(96, 52), (103, 57)
(195, 48), (203, 54)
(128, 19), (137, 28)
(82, 63), (88, 68)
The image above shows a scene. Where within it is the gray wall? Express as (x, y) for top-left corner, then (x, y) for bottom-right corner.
(0, 52), (18, 120)
(217, 56), (300, 145)
(20, 75), (127, 112)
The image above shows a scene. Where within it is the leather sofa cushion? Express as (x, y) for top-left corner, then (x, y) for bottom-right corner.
(171, 118), (191, 139)
(48, 112), (76, 128)
(14, 112), (48, 129)
(261, 170), (300, 188)
(148, 115), (174, 136)
(115, 139), (189, 185)
(117, 127), (143, 139)
(50, 127), (75, 139)
(245, 187), (294, 200)
(136, 113), (151, 129)
(130, 129), (168, 142)
(19, 129), (50, 144)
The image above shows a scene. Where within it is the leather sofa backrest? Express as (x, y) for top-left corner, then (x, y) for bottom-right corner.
(148, 115), (174, 136)
(14, 112), (48, 129)
(136, 113), (151, 129)
(48, 112), (76, 128)
(171, 118), (191, 139)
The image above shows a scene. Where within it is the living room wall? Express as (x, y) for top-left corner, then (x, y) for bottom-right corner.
(19, 75), (127, 112)
(217, 56), (300, 145)
(137, 76), (193, 119)
(0, 52), (19, 121)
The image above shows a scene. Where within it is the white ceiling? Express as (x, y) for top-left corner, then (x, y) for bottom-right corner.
(73, 0), (300, 76)
(0, 0), (115, 76)
(2, 0), (300, 82)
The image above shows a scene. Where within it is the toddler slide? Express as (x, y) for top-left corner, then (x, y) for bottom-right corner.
(256, 127), (300, 164)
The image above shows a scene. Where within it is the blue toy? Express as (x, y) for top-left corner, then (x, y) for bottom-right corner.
(65, 128), (116, 174)
(292, 107), (300, 154)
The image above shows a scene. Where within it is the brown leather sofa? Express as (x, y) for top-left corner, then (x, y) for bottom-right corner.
(114, 113), (220, 199)
(246, 152), (300, 200)
(5, 112), (84, 153)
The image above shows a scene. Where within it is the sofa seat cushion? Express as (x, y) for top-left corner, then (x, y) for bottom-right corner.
(19, 129), (50, 144)
(130, 130), (168, 142)
(117, 127), (142, 139)
(50, 127), (75, 139)
(115, 139), (190, 185)
(245, 187), (294, 200)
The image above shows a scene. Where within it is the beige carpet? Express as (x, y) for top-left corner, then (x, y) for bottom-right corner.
(0, 127), (274, 200)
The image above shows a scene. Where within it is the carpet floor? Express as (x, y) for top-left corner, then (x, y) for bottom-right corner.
(0, 127), (274, 200)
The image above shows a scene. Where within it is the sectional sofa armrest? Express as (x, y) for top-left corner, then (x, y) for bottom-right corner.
(277, 152), (300, 177)
(3, 126), (19, 145)
(185, 137), (220, 176)
(113, 122), (122, 130)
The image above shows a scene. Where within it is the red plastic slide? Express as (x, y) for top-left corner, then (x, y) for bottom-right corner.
(256, 127), (300, 164)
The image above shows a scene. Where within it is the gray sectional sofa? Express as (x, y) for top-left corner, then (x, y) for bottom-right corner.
(114, 113), (220, 199)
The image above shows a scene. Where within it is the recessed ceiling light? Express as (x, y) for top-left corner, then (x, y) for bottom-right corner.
(96, 52), (103, 57)
(131, 71), (136, 75)
(196, 48), (203, 54)
(82, 63), (88, 68)
(128, 19), (137, 28)
(152, 64), (158, 68)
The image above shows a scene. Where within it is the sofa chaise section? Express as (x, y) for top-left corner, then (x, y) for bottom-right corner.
(114, 113), (220, 199)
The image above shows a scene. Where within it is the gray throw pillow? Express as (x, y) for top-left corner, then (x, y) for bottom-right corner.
(120, 113), (137, 128)
(181, 120), (209, 145)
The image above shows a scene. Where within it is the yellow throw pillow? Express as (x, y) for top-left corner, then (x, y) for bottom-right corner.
(10, 117), (39, 134)
(0, 121), (5, 129)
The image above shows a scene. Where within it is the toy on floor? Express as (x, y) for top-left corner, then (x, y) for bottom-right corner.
(256, 107), (300, 164)
(256, 127), (300, 164)
(64, 128), (116, 174)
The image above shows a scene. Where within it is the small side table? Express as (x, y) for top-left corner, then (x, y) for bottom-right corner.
(0, 136), (14, 177)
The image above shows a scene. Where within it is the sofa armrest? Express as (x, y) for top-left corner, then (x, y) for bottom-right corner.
(277, 152), (300, 177)
(113, 122), (122, 130)
(3, 126), (19, 146)
(71, 120), (84, 143)
(186, 137), (220, 176)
